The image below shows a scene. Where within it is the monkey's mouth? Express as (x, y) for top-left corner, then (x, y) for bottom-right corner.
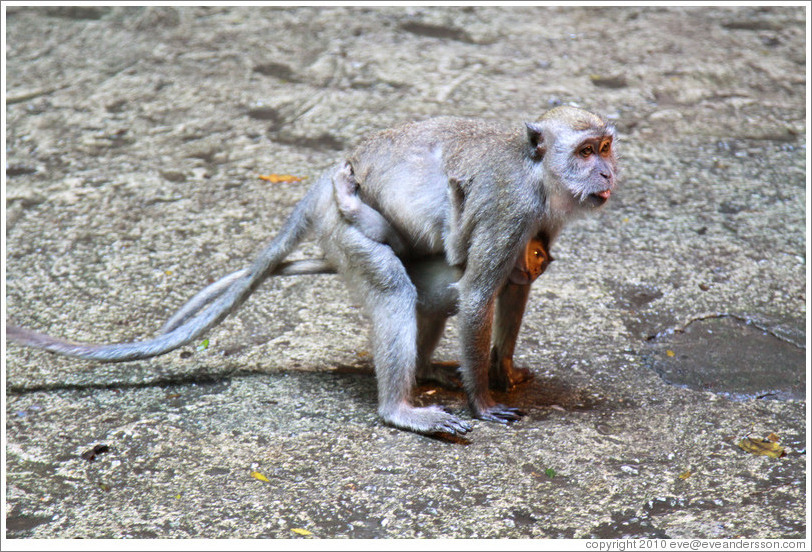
(588, 189), (611, 205)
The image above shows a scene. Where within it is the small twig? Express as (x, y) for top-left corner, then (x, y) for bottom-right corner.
(435, 63), (482, 103)
(6, 85), (67, 105)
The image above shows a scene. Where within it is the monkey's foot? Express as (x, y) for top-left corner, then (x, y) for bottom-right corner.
(381, 404), (472, 435)
(489, 364), (534, 392)
(471, 402), (524, 424)
(489, 353), (535, 392)
(416, 361), (462, 390)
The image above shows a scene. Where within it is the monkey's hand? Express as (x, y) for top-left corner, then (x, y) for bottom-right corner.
(470, 401), (524, 424)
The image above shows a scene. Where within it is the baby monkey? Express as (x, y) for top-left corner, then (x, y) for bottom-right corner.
(162, 163), (553, 391)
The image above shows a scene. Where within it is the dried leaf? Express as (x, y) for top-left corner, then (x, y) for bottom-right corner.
(259, 174), (307, 184)
(678, 470), (692, 480)
(589, 74), (628, 89)
(291, 528), (313, 536)
(767, 432), (780, 442)
(737, 436), (786, 458)
(666, 350), (676, 357)
(250, 471), (270, 482)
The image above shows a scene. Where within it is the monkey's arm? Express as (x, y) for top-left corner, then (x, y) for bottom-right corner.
(345, 205), (407, 255)
(488, 282), (533, 391)
(332, 161), (407, 255)
(455, 231), (527, 422)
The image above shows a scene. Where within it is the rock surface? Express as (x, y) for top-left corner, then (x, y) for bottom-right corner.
(5, 6), (807, 539)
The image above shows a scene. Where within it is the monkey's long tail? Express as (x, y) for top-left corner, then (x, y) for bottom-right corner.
(6, 184), (322, 362)
(159, 268), (250, 334)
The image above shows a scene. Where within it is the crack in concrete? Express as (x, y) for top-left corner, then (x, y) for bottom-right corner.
(646, 312), (805, 349)
(6, 370), (242, 395)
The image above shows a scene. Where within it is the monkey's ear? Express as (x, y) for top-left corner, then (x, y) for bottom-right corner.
(525, 122), (546, 161)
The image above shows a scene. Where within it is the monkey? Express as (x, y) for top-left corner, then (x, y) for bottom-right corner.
(7, 106), (617, 435)
(338, 109), (615, 429)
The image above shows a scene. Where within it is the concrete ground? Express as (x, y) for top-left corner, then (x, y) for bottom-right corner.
(4, 5), (808, 541)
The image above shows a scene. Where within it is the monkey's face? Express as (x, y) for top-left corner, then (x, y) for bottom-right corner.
(527, 239), (553, 279)
(507, 237), (553, 285)
(563, 132), (618, 209)
(530, 107), (619, 213)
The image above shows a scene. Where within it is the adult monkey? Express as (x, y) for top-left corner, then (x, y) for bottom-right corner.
(7, 106), (618, 435)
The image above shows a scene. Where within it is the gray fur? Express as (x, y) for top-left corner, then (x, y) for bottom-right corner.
(332, 161), (407, 254)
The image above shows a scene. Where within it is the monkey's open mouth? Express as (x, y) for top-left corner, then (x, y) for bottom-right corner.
(589, 189), (611, 205)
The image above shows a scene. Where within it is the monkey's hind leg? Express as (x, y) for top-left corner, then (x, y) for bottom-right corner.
(334, 231), (471, 436)
(415, 314), (462, 389)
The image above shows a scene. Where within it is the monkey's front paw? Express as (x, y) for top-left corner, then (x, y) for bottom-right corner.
(472, 403), (524, 424)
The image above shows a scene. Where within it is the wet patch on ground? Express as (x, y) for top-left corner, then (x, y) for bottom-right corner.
(5, 513), (54, 536)
(642, 316), (805, 400)
(610, 281), (674, 340)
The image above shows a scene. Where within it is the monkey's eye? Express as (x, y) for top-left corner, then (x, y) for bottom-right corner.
(600, 141), (612, 155)
(533, 249), (543, 258)
(579, 145), (594, 158)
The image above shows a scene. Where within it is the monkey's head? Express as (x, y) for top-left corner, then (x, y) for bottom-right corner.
(525, 106), (618, 213)
(508, 235), (554, 286)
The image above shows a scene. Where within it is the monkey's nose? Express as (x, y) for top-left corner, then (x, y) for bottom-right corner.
(600, 171), (611, 181)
